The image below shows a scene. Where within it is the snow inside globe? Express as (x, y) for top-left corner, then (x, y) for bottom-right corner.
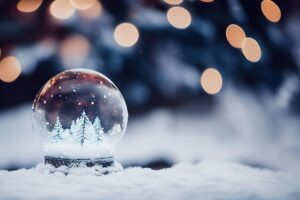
(32, 68), (128, 167)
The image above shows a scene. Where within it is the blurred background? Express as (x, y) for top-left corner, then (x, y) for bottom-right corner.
(0, 0), (300, 172)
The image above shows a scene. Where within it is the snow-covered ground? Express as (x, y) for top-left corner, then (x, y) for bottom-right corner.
(1, 86), (300, 199)
(0, 161), (299, 200)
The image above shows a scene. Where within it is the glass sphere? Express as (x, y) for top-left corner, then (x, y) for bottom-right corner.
(32, 68), (128, 160)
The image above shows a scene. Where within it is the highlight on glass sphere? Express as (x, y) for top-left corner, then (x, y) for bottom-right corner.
(32, 68), (128, 163)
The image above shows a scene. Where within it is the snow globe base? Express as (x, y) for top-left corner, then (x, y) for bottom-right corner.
(44, 156), (114, 168)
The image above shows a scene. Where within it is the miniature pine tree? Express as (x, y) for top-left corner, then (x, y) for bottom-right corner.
(69, 120), (76, 135)
(63, 128), (74, 144)
(63, 120), (75, 144)
(93, 116), (104, 145)
(109, 124), (122, 135)
(51, 116), (64, 143)
(74, 111), (94, 146)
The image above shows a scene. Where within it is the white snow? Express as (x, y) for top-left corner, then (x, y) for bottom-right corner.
(0, 161), (299, 200)
(44, 143), (114, 159)
(117, 87), (300, 173)
(1, 87), (300, 199)
(36, 162), (123, 175)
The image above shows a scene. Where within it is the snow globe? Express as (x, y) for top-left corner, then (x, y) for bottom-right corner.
(32, 68), (128, 168)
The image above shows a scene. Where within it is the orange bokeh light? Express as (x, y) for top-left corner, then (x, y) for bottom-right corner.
(79, 0), (102, 19)
(200, 68), (223, 95)
(114, 23), (140, 47)
(167, 7), (192, 29)
(17, 0), (43, 13)
(70, 0), (96, 10)
(261, 0), (281, 23)
(226, 24), (246, 48)
(241, 38), (262, 63)
(200, 0), (214, 3)
(50, 0), (75, 20)
(0, 56), (22, 83)
(163, 0), (183, 5)
(59, 35), (91, 67)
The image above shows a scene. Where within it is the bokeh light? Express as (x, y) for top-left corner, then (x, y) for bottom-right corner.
(50, 0), (75, 20)
(0, 56), (22, 83)
(70, 0), (96, 10)
(59, 35), (91, 68)
(200, 0), (214, 3)
(79, 0), (102, 20)
(200, 68), (223, 95)
(17, 0), (43, 13)
(261, 0), (281, 23)
(241, 38), (261, 62)
(226, 24), (246, 48)
(114, 23), (139, 47)
(163, 0), (183, 5)
(167, 7), (192, 29)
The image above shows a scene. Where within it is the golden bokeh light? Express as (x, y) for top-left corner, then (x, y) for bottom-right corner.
(79, 0), (102, 19)
(241, 37), (261, 62)
(200, 68), (223, 95)
(114, 23), (139, 47)
(70, 0), (96, 10)
(200, 0), (214, 3)
(226, 24), (246, 48)
(17, 0), (43, 13)
(167, 7), (192, 29)
(261, 0), (281, 23)
(50, 0), (75, 20)
(163, 0), (183, 5)
(59, 35), (91, 67)
(0, 56), (22, 83)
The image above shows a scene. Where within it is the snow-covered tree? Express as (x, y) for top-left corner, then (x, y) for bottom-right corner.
(108, 124), (122, 135)
(93, 117), (104, 145)
(64, 120), (76, 144)
(62, 129), (73, 144)
(75, 117), (81, 127)
(51, 116), (64, 143)
(74, 111), (95, 146)
(69, 120), (77, 135)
